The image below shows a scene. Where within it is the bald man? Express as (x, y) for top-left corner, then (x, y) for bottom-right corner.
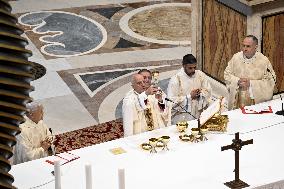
(13, 102), (53, 164)
(224, 35), (276, 110)
(122, 73), (170, 137)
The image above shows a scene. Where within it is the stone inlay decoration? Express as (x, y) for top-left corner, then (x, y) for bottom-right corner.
(17, 1), (189, 59)
(74, 69), (138, 97)
(18, 11), (107, 58)
(120, 3), (191, 45)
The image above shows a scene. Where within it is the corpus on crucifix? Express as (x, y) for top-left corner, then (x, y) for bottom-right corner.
(221, 132), (253, 189)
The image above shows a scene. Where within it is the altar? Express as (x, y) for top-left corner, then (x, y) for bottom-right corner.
(11, 98), (284, 189)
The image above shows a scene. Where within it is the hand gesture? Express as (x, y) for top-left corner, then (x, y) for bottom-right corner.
(145, 85), (159, 95)
(190, 89), (201, 100)
(40, 137), (52, 151)
(155, 88), (163, 102)
(238, 78), (250, 90)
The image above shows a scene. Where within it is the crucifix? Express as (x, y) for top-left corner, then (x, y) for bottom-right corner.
(221, 132), (253, 189)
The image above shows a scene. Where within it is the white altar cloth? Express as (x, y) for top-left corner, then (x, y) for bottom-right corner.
(11, 99), (284, 189)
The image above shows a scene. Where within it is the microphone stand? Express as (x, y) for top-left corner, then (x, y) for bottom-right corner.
(267, 68), (284, 116)
(165, 97), (197, 119)
(275, 95), (284, 116)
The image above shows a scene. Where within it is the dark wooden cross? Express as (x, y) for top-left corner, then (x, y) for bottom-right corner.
(221, 132), (253, 189)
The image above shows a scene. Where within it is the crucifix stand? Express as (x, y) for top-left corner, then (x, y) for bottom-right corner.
(221, 132), (253, 189)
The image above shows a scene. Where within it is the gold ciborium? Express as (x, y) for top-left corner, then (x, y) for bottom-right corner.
(199, 126), (208, 141)
(149, 138), (158, 153)
(160, 136), (170, 151)
(176, 121), (188, 133)
(191, 128), (200, 143)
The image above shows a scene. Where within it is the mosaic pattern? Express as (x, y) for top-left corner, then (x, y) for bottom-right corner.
(74, 69), (138, 97)
(129, 6), (191, 41)
(17, 1), (190, 59)
(18, 11), (107, 57)
(121, 3), (191, 45)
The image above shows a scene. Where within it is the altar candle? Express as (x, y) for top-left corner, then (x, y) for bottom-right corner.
(54, 161), (61, 189)
(118, 168), (125, 189)
(85, 163), (92, 189)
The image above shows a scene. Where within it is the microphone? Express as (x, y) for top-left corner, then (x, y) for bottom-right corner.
(275, 94), (284, 116)
(165, 97), (197, 119)
(267, 68), (284, 116)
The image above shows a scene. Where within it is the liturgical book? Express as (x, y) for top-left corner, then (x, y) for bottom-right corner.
(46, 152), (80, 165)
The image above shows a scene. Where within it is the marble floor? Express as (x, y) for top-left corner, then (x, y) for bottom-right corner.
(11, 0), (225, 135)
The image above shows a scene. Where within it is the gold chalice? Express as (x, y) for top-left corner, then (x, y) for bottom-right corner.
(199, 126), (208, 141)
(152, 71), (159, 86)
(149, 138), (158, 153)
(160, 136), (170, 151)
(141, 143), (152, 151)
(151, 70), (162, 95)
(156, 138), (165, 149)
(176, 121), (188, 133)
(191, 128), (200, 143)
(179, 134), (192, 142)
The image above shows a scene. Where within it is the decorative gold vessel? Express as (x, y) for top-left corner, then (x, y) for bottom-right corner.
(141, 143), (152, 150)
(176, 121), (188, 133)
(203, 114), (229, 132)
(160, 136), (170, 150)
(200, 126), (208, 141)
(191, 128), (200, 143)
(141, 136), (171, 152)
(179, 134), (192, 142)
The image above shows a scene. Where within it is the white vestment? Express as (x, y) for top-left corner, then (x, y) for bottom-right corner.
(122, 90), (171, 137)
(167, 69), (212, 123)
(224, 51), (276, 110)
(13, 116), (51, 164)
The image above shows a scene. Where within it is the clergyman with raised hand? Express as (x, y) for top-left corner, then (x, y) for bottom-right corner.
(224, 35), (276, 110)
(122, 72), (170, 137)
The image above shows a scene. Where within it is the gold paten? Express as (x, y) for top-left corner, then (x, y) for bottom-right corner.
(109, 147), (127, 155)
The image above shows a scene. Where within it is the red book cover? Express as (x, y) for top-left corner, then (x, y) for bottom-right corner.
(241, 106), (273, 114)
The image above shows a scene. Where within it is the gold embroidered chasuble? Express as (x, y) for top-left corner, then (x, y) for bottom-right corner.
(224, 52), (276, 110)
(122, 90), (170, 137)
